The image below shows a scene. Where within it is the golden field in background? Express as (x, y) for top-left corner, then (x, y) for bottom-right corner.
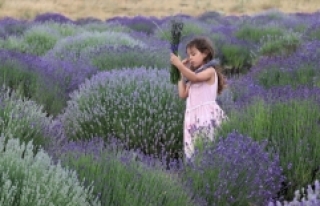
(0, 0), (319, 20)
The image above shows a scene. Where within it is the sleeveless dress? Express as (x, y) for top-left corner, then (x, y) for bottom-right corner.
(184, 69), (227, 159)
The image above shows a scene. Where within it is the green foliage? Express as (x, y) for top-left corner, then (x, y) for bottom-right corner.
(60, 148), (195, 206)
(0, 58), (65, 116)
(0, 136), (100, 206)
(90, 46), (169, 71)
(220, 44), (252, 74)
(155, 19), (209, 41)
(82, 22), (133, 33)
(47, 31), (146, 61)
(258, 32), (301, 57)
(0, 24), (61, 56)
(235, 24), (285, 43)
(22, 25), (60, 55)
(257, 65), (318, 89)
(43, 22), (84, 36)
(61, 68), (185, 158)
(217, 99), (320, 200)
(308, 29), (320, 40)
(0, 87), (51, 153)
(0, 36), (28, 53)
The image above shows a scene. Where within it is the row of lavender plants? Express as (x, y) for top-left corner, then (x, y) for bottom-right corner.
(0, 9), (320, 205)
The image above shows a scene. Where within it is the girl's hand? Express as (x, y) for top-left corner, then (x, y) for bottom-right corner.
(170, 53), (182, 67)
(182, 58), (190, 68)
(181, 58), (190, 66)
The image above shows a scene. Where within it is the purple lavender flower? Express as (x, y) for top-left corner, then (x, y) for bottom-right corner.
(268, 179), (320, 206)
(33, 12), (74, 24)
(154, 17), (211, 41)
(75, 17), (103, 25)
(87, 44), (169, 71)
(0, 49), (98, 115)
(0, 86), (52, 154)
(217, 83), (320, 201)
(106, 15), (164, 35)
(60, 67), (186, 160)
(303, 19), (320, 41)
(0, 17), (30, 39)
(196, 11), (223, 23)
(52, 136), (195, 206)
(244, 9), (300, 28)
(184, 131), (284, 206)
(229, 40), (320, 106)
(45, 31), (146, 63)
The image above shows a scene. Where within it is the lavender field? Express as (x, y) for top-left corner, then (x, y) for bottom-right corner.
(0, 10), (320, 206)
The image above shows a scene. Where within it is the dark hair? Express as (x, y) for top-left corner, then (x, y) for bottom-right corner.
(186, 37), (227, 95)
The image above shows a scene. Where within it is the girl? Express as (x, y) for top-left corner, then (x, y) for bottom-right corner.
(170, 37), (228, 159)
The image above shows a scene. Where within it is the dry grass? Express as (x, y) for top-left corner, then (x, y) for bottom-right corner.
(0, 0), (319, 20)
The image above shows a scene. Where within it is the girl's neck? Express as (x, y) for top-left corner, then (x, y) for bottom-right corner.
(192, 63), (204, 71)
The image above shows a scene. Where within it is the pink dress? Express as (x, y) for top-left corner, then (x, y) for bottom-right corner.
(184, 70), (227, 159)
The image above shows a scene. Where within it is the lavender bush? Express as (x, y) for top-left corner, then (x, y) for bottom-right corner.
(41, 21), (84, 36)
(235, 23), (285, 44)
(75, 17), (102, 25)
(196, 11), (223, 24)
(0, 22), (68, 55)
(60, 68), (185, 158)
(0, 136), (100, 206)
(82, 22), (133, 33)
(243, 9), (307, 31)
(257, 64), (317, 89)
(45, 31), (146, 62)
(0, 50), (62, 114)
(89, 45), (169, 71)
(0, 49), (97, 115)
(0, 86), (52, 153)
(251, 41), (320, 89)
(209, 22), (254, 73)
(183, 131), (284, 206)
(269, 180), (320, 206)
(227, 23), (287, 72)
(303, 19), (320, 41)
(229, 19), (302, 70)
(33, 12), (74, 24)
(55, 138), (196, 206)
(154, 17), (210, 42)
(1, 19), (82, 56)
(20, 24), (62, 55)
(85, 31), (169, 70)
(0, 35), (27, 53)
(107, 15), (164, 35)
(217, 98), (320, 200)
(128, 30), (169, 47)
(219, 37), (254, 75)
(0, 17), (29, 39)
(257, 31), (302, 57)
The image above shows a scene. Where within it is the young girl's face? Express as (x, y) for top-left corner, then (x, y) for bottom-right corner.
(186, 46), (208, 70)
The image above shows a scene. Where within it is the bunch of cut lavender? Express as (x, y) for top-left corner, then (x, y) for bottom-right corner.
(170, 19), (184, 84)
